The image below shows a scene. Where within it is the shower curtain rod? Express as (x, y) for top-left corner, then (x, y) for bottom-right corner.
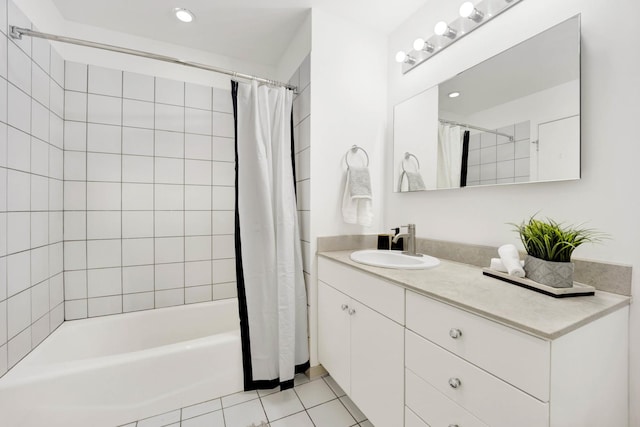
(9, 26), (297, 92)
(439, 119), (514, 142)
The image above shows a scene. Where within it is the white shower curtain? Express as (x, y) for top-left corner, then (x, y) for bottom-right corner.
(232, 80), (309, 390)
(437, 124), (464, 189)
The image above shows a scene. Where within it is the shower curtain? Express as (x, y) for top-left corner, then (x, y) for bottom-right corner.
(231, 80), (309, 391)
(437, 124), (464, 189)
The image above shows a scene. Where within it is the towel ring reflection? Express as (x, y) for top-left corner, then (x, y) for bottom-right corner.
(345, 145), (369, 168)
(402, 152), (420, 172)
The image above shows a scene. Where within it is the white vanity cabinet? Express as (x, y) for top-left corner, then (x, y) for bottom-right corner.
(318, 258), (405, 427)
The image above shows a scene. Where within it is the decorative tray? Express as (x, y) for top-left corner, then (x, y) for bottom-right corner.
(482, 268), (596, 298)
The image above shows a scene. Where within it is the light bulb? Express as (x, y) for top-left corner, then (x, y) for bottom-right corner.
(174, 8), (194, 23)
(434, 21), (457, 38)
(459, 2), (484, 22)
(413, 38), (434, 53)
(395, 51), (407, 63)
(448, 92), (460, 98)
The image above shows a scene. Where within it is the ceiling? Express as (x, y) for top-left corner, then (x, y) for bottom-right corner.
(51, 0), (428, 66)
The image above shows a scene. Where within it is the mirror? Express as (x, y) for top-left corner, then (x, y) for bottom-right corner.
(394, 15), (580, 192)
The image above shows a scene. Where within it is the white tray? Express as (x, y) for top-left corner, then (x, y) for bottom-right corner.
(482, 268), (596, 298)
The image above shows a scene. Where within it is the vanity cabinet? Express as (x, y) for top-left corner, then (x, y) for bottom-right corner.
(318, 258), (404, 427)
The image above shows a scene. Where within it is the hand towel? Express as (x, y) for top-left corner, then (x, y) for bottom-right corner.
(342, 168), (373, 226)
(489, 257), (524, 273)
(406, 171), (426, 191)
(498, 244), (525, 277)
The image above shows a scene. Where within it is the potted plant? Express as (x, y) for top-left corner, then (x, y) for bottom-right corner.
(512, 216), (604, 288)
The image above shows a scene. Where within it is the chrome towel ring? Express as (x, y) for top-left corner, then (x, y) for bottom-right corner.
(345, 145), (369, 168)
(402, 152), (420, 172)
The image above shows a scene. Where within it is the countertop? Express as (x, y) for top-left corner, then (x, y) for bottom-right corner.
(318, 250), (631, 340)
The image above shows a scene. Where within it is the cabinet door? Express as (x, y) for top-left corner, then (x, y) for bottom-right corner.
(350, 300), (404, 427)
(318, 281), (351, 394)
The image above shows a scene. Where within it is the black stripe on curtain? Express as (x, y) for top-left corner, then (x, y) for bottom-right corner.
(460, 130), (470, 187)
(231, 81), (310, 391)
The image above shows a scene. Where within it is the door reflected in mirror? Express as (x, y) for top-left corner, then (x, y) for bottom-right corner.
(393, 15), (581, 192)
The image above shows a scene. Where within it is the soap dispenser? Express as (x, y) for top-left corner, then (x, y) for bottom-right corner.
(390, 227), (404, 251)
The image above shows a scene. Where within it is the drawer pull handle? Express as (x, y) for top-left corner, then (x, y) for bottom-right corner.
(341, 304), (349, 311)
(448, 377), (462, 389)
(449, 328), (462, 339)
(348, 308), (356, 315)
(448, 425), (460, 427)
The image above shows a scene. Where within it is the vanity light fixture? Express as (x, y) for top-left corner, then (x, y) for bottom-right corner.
(448, 92), (460, 98)
(174, 8), (194, 23)
(396, 0), (524, 74)
(459, 2), (485, 22)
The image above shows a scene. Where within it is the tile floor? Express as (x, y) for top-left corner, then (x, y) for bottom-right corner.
(120, 374), (374, 427)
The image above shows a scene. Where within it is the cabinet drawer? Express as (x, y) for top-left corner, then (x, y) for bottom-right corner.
(406, 291), (550, 401)
(318, 257), (404, 324)
(406, 330), (549, 427)
(406, 369), (488, 427)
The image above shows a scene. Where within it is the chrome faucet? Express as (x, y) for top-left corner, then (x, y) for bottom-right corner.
(392, 224), (422, 257)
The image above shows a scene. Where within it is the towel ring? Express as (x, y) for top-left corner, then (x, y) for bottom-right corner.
(345, 145), (369, 168)
(402, 152), (420, 173)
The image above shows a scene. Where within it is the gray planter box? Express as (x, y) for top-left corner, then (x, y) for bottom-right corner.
(524, 255), (574, 288)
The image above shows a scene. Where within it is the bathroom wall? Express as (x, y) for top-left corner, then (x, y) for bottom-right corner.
(0, 0), (65, 375)
(386, 1), (640, 424)
(62, 63), (237, 319)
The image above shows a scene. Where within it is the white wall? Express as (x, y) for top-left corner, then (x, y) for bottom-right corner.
(387, 1), (640, 424)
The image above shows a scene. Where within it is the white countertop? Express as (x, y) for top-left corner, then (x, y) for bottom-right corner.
(318, 250), (631, 340)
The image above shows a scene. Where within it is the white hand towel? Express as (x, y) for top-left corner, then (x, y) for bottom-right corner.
(342, 168), (373, 226)
(498, 244), (525, 277)
(349, 167), (372, 198)
(489, 257), (525, 273)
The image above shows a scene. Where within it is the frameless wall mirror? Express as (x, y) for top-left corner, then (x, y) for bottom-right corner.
(394, 15), (580, 192)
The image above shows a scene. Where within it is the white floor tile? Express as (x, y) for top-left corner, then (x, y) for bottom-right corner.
(182, 398), (222, 420)
(223, 398), (268, 427)
(137, 409), (181, 427)
(294, 373), (310, 387)
(270, 411), (314, 427)
(295, 377), (336, 408)
(307, 399), (356, 427)
(340, 395), (367, 423)
(181, 409), (225, 427)
(257, 385), (280, 398)
(261, 388), (304, 422)
(221, 389), (259, 408)
(323, 375), (347, 397)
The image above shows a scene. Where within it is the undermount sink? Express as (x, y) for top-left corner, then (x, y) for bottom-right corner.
(350, 250), (440, 270)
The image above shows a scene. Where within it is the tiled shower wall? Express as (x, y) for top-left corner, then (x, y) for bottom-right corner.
(466, 121), (531, 186)
(0, 1), (65, 375)
(62, 63), (237, 320)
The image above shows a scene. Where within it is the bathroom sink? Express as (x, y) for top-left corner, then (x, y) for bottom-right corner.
(350, 250), (440, 270)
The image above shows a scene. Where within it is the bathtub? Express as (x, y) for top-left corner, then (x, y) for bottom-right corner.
(0, 299), (244, 427)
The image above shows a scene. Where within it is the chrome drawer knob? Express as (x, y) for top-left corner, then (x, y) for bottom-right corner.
(449, 328), (462, 339)
(448, 377), (462, 389)
(341, 304), (349, 311)
(348, 308), (356, 315)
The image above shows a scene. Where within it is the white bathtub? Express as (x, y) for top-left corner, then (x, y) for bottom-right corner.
(0, 299), (244, 427)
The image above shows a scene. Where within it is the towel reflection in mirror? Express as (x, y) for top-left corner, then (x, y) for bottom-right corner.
(398, 152), (426, 192)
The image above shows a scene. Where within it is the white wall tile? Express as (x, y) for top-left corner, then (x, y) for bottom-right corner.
(65, 62), (87, 92)
(50, 83), (64, 118)
(31, 313), (49, 347)
(8, 42), (31, 94)
(64, 90), (87, 122)
(0, 170), (5, 213)
(213, 235), (234, 259)
(64, 211), (86, 241)
(7, 290), (30, 339)
(50, 114), (64, 150)
(155, 288), (184, 308)
(122, 211), (154, 238)
(87, 239), (121, 269)
(31, 37), (50, 74)
(30, 245), (49, 286)
(64, 270), (87, 300)
(212, 259), (236, 284)
(87, 182), (120, 210)
(48, 211), (64, 243)
(87, 123), (121, 154)
(297, 179), (309, 211)
(7, 212), (29, 253)
(123, 292), (154, 313)
(155, 211), (184, 237)
(212, 211), (234, 235)
(155, 237), (184, 264)
(31, 64), (49, 107)
(212, 88), (232, 113)
(155, 103), (184, 133)
(50, 49), (64, 88)
(63, 151), (86, 181)
(185, 134), (212, 160)
(185, 211), (211, 236)
(154, 263), (184, 290)
(155, 157), (184, 184)
(497, 142), (515, 162)
(64, 121), (87, 151)
(515, 140), (530, 159)
(185, 83), (211, 110)
(212, 186), (235, 210)
(122, 238), (154, 266)
(49, 243), (64, 277)
(31, 138), (49, 176)
(212, 161), (234, 186)
(212, 137), (235, 162)
(7, 251), (30, 297)
(156, 78), (184, 106)
(299, 211), (310, 242)
(213, 282), (237, 300)
(122, 155), (153, 183)
(123, 99), (154, 129)
(155, 130), (183, 158)
(50, 302), (64, 331)
(123, 265), (154, 294)
(88, 94), (121, 126)
(186, 160), (211, 185)
(30, 279), (49, 321)
(30, 175), (48, 211)
(515, 158), (530, 177)
(88, 65), (122, 97)
(185, 260), (212, 287)
(122, 183), (154, 210)
(49, 148), (63, 181)
(87, 267), (121, 298)
(0, 300), (6, 345)
(64, 299), (87, 320)
(0, 79), (6, 123)
(497, 160), (515, 180)
(7, 170), (30, 211)
(0, 213), (5, 257)
(49, 273), (64, 308)
(123, 72), (154, 102)
(155, 184), (183, 210)
(0, 34), (5, 79)
(0, 123), (7, 167)
(64, 241), (86, 271)
(64, 181), (85, 210)
(87, 211), (121, 239)
(186, 108), (212, 135)
(293, 86), (310, 125)
(212, 112), (234, 138)
(122, 127), (153, 156)
(295, 148), (310, 181)
(185, 236), (212, 262)
(88, 295), (122, 317)
(30, 211), (48, 247)
(7, 127), (30, 172)
(8, 326), (30, 368)
(185, 185), (211, 211)
(87, 152), (121, 182)
(0, 257), (7, 301)
(185, 285), (212, 304)
(480, 163), (497, 181)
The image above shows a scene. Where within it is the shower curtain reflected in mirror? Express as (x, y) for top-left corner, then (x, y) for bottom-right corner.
(232, 80), (309, 391)
(437, 124), (464, 189)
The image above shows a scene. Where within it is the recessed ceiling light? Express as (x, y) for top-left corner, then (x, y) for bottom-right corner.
(174, 8), (194, 23)
(448, 92), (460, 98)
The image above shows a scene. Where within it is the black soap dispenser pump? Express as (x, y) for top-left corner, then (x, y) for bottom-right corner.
(390, 227), (404, 251)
